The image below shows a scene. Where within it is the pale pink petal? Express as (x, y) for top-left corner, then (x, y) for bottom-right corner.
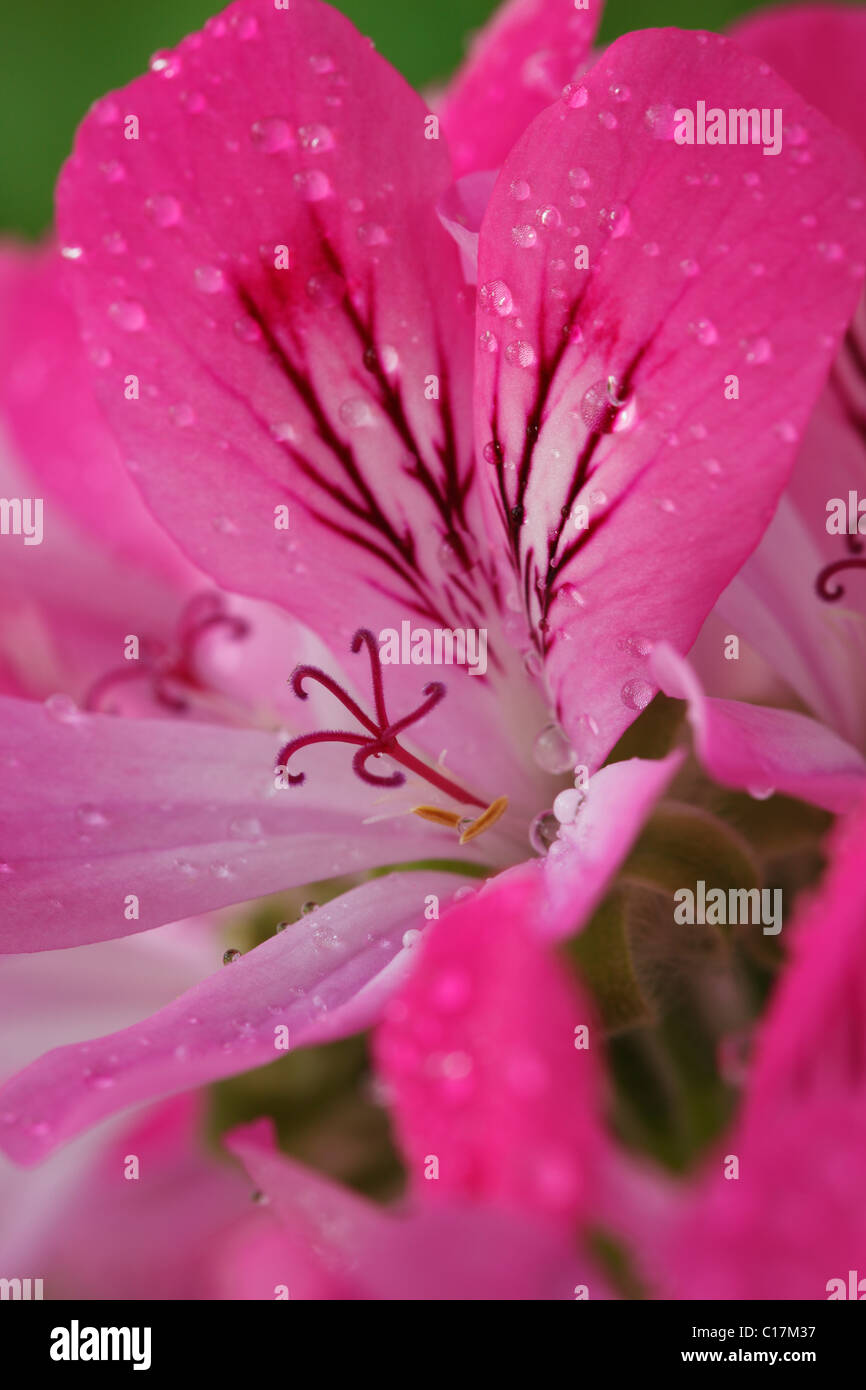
(539, 751), (684, 938)
(474, 29), (866, 771)
(438, 0), (601, 177)
(0, 871), (469, 1164)
(0, 696), (473, 951)
(663, 793), (866, 1299)
(224, 1119), (600, 1299)
(374, 871), (605, 1224)
(652, 641), (866, 812)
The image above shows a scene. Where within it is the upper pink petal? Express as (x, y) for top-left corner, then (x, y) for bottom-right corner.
(473, 28), (866, 771)
(438, 0), (602, 177)
(652, 641), (866, 812)
(374, 870), (605, 1224)
(52, 0), (538, 788)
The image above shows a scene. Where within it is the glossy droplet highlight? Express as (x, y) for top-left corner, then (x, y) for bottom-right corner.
(529, 810), (560, 855)
(251, 117), (293, 153)
(109, 300), (147, 332)
(533, 723), (576, 775)
(621, 678), (653, 711)
(478, 279), (513, 317)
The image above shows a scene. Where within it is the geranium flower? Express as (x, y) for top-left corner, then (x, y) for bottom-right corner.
(1, 0), (865, 1178)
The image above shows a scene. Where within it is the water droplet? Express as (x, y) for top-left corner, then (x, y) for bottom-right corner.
(301, 900), (319, 915)
(84, 1071), (116, 1090)
(223, 948), (242, 965)
(194, 265), (226, 294)
(275, 920), (291, 934)
(149, 49), (182, 79)
(339, 397), (373, 428)
(483, 439), (503, 465)
(505, 340), (536, 368)
(305, 271), (345, 307)
(456, 817), (473, 835)
(621, 678), (654, 711)
(533, 722), (576, 774)
(529, 810), (560, 855)
(312, 925), (340, 951)
(402, 928), (422, 949)
(309, 52), (336, 74)
(745, 336), (772, 364)
(691, 318), (718, 346)
(510, 178), (530, 201)
(561, 83), (588, 109)
(356, 222), (389, 246)
(610, 83), (631, 103)
(75, 805), (109, 829)
(536, 204), (561, 229)
(229, 816), (262, 839)
(109, 300), (147, 332)
(169, 403), (196, 427)
(298, 123), (335, 152)
(552, 788), (585, 824)
(478, 329), (498, 354)
(44, 693), (81, 724)
(146, 194), (182, 227)
(579, 379), (619, 432)
(478, 279), (513, 317)
(453, 885), (476, 903)
(747, 786), (775, 801)
(511, 224), (537, 249)
(293, 169), (332, 202)
(598, 110), (618, 130)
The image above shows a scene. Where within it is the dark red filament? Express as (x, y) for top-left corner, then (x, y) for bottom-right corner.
(815, 532), (865, 603)
(277, 628), (485, 807)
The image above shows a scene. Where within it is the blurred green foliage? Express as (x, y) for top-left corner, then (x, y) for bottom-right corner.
(1, 0), (796, 238)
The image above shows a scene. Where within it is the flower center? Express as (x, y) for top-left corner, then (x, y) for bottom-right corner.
(276, 628), (508, 845)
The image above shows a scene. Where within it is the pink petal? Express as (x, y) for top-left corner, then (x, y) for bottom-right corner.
(374, 871), (605, 1224)
(0, 870), (467, 1164)
(733, 3), (866, 151)
(224, 1119), (599, 1299)
(474, 28), (866, 771)
(438, 0), (601, 177)
(651, 641), (866, 812)
(54, 0), (530, 786)
(538, 750), (684, 937)
(29, 1095), (256, 1299)
(0, 695), (468, 951)
(663, 793), (866, 1298)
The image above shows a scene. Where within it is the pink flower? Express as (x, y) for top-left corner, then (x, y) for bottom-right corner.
(1, 0), (864, 1180)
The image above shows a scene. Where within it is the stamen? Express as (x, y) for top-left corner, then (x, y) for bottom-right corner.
(411, 805), (463, 828)
(458, 795), (510, 844)
(277, 627), (490, 809)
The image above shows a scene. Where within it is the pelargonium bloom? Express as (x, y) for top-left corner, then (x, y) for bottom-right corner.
(1, 0), (865, 1175)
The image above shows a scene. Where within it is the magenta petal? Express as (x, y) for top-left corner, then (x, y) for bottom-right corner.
(225, 1119), (597, 1299)
(374, 872), (606, 1224)
(0, 695), (468, 952)
(55, 1), (483, 677)
(652, 642), (866, 812)
(439, 0), (601, 177)
(663, 794), (866, 1298)
(0, 871), (466, 1164)
(474, 28), (866, 770)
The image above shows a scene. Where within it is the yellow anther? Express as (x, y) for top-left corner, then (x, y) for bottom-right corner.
(410, 804), (463, 828)
(458, 795), (509, 845)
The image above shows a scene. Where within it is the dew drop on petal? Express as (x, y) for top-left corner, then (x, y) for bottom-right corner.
(620, 678), (654, 711)
(505, 339), (536, 368)
(146, 194), (182, 227)
(194, 265), (226, 294)
(402, 929), (422, 949)
(109, 300), (147, 332)
(579, 379), (618, 432)
(298, 123), (335, 152)
(552, 788), (585, 824)
(529, 810), (560, 855)
(293, 169), (332, 202)
(511, 224), (537, 248)
(339, 397), (373, 428)
(478, 279), (514, 317)
(44, 692), (82, 724)
(533, 722), (576, 774)
(301, 900), (320, 915)
(483, 439), (503, 465)
(149, 49), (182, 78)
(250, 117), (294, 152)
(478, 329), (498, 354)
(561, 82), (588, 109)
(510, 178), (530, 201)
(223, 948), (242, 965)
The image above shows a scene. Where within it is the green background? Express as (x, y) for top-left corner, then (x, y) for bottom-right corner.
(0, 0), (831, 237)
